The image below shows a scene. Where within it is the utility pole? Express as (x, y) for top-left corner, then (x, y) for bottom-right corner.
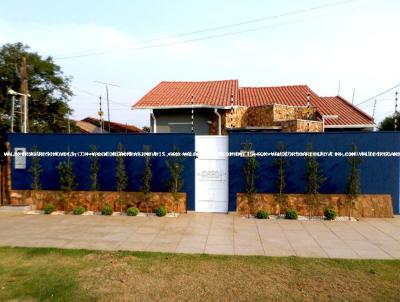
(372, 99), (377, 119)
(10, 95), (15, 133)
(351, 88), (356, 104)
(337, 81), (341, 96)
(395, 91), (398, 131)
(20, 56), (29, 133)
(94, 81), (120, 132)
(98, 96), (104, 133)
(191, 95), (194, 133)
(230, 94), (234, 128)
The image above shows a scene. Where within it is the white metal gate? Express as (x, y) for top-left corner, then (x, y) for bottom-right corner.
(195, 136), (229, 212)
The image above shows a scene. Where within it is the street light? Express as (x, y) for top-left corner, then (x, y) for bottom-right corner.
(322, 114), (339, 132)
(7, 89), (31, 133)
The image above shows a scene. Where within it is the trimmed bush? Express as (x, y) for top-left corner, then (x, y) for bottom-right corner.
(285, 209), (298, 220)
(155, 206), (167, 217)
(101, 204), (113, 216)
(72, 205), (85, 215)
(324, 208), (337, 220)
(43, 204), (55, 215)
(256, 210), (269, 219)
(127, 207), (139, 216)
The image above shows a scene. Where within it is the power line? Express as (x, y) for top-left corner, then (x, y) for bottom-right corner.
(355, 83), (400, 106)
(55, 0), (356, 60)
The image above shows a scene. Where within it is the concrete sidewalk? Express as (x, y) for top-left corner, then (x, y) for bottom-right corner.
(0, 213), (399, 259)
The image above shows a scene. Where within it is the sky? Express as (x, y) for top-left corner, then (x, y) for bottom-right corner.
(0, 0), (399, 128)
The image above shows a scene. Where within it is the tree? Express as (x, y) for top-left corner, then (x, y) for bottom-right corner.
(142, 126), (151, 133)
(0, 42), (75, 134)
(57, 148), (76, 212)
(242, 142), (258, 218)
(346, 144), (362, 220)
(29, 146), (42, 204)
(379, 112), (400, 131)
(165, 146), (185, 216)
(304, 144), (326, 219)
(274, 142), (288, 217)
(116, 143), (128, 213)
(89, 145), (100, 211)
(142, 153), (152, 215)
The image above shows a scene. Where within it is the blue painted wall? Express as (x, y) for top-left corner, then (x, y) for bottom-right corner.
(8, 133), (196, 210)
(229, 132), (400, 214)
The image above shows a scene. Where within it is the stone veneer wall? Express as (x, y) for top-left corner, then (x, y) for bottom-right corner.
(281, 120), (323, 132)
(10, 190), (187, 213)
(216, 105), (322, 132)
(237, 193), (393, 218)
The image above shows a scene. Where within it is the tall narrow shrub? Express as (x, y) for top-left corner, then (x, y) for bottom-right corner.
(29, 146), (42, 204)
(304, 144), (326, 218)
(89, 145), (100, 210)
(57, 148), (76, 212)
(274, 142), (288, 217)
(242, 142), (258, 218)
(142, 153), (152, 215)
(116, 143), (128, 212)
(346, 144), (362, 220)
(165, 146), (185, 215)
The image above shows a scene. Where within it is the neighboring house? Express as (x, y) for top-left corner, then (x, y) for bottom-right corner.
(75, 117), (143, 133)
(132, 80), (375, 134)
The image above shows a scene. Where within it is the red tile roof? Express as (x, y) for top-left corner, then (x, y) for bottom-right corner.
(77, 117), (143, 133)
(132, 80), (375, 127)
(317, 96), (374, 126)
(134, 80), (238, 108)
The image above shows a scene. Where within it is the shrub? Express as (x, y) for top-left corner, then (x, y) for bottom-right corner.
(101, 204), (113, 216)
(256, 210), (269, 219)
(127, 207), (139, 216)
(72, 205), (85, 215)
(285, 209), (298, 220)
(324, 208), (337, 220)
(43, 203), (55, 215)
(155, 206), (167, 217)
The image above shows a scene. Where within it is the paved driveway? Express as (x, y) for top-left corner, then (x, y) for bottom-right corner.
(0, 213), (399, 259)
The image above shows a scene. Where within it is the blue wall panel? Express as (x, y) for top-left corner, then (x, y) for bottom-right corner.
(8, 133), (196, 210)
(229, 132), (400, 214)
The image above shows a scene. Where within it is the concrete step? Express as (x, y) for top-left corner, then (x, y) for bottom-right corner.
(0, 205), (33, 213)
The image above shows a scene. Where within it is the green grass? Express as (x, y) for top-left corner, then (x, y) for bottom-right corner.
(0, 246), (399, 301)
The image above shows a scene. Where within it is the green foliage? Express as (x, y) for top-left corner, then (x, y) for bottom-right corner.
(43, 204), (55, 215)
(256, 210), (269, 219)
(142, 149), (152, 214)
(89, 145), (100, 209)
(379, 112), (400, 131)
(116, 143), (128, 212)
(346, 144), (362, 220)
(101, 204), (113, 216)
(274, 142), (288, 216)
(165, 145), (185, 214)
(0, 42), (75, 134)
(29, 146), (42, 191)
(285, 209), (298, 220)
(155, 206), (167, 217)
(57, 150), (76, 211)
(127, 207), (139, 216)
(142, 126), (151, 133)
(324, 208), (337, 220)
(72, 206), (85, 215)
(242, 141), (258, 217)
(304, 144), (326, 218)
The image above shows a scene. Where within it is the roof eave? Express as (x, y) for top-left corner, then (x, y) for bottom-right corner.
(324, 124), (376, 129)
(131, 105), (245, 110)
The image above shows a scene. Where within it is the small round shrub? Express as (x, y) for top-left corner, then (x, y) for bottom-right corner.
(127, 207), (139, 216)
(256, 210), (269, 219)
(73, 205), (85, 215)
(324, 208), (337, 220)
(285, 209), (298, 220)
(43, 203), (55, 215)
(155, 206), (167, 217)
(101, 204), (113, 216)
